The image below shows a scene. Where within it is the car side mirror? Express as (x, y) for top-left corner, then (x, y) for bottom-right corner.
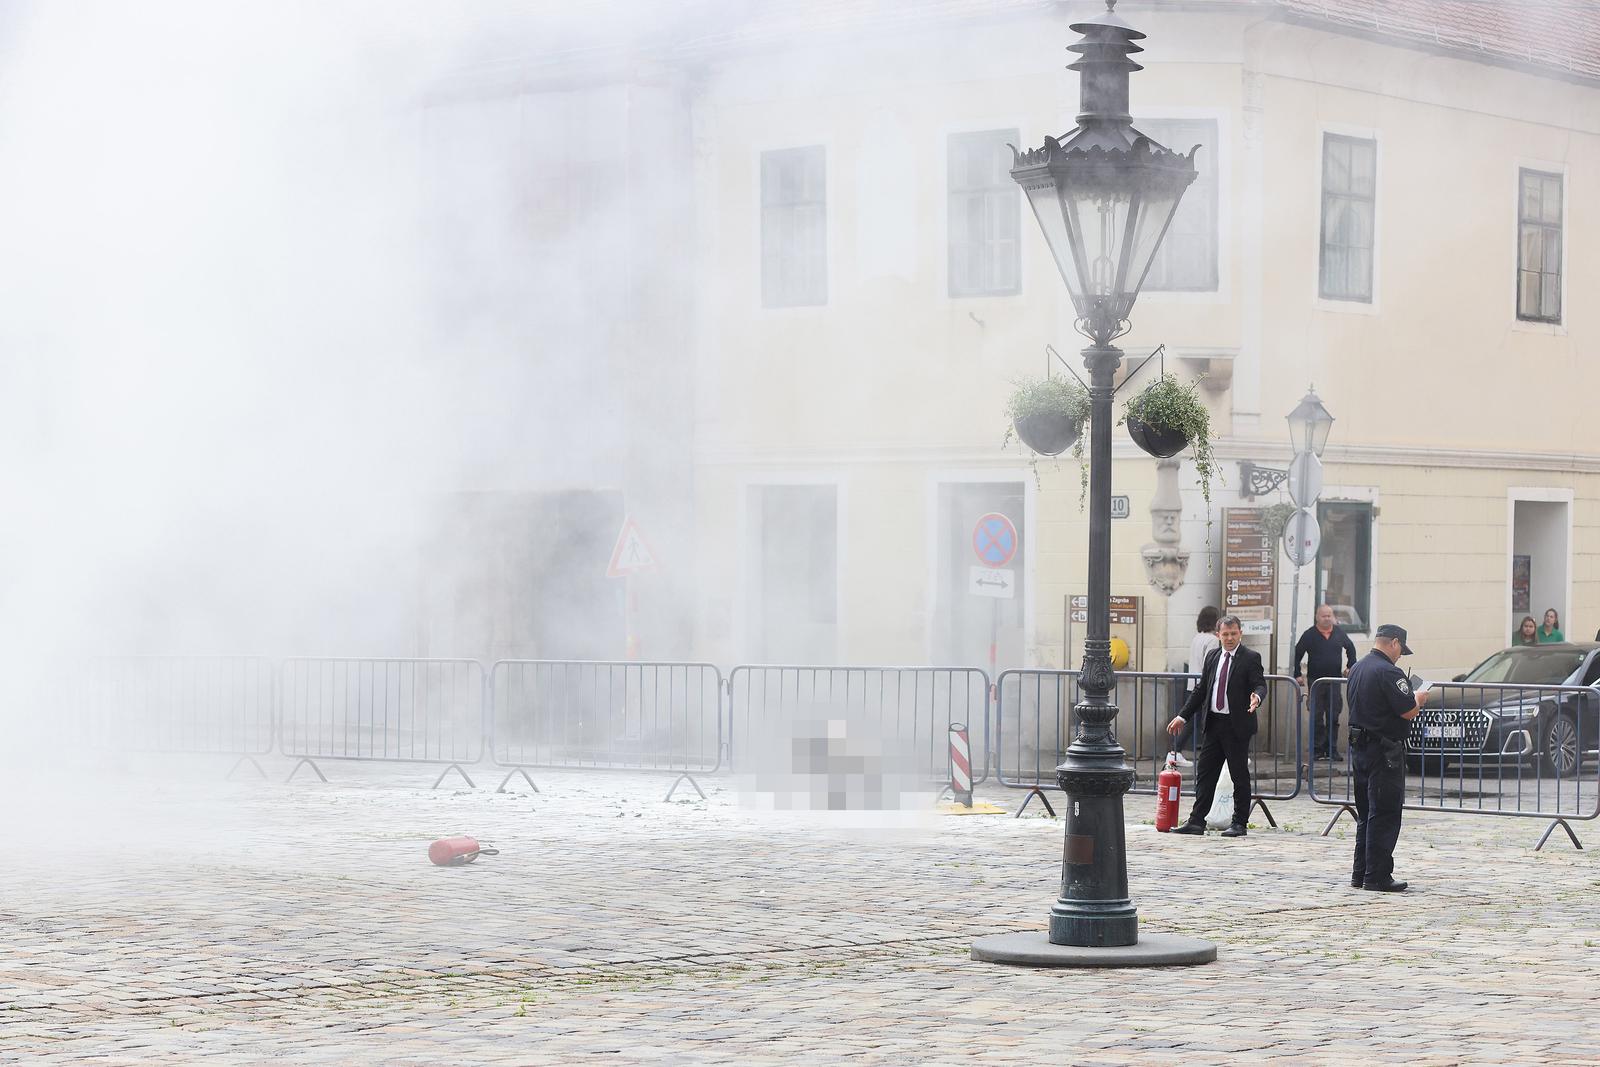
(1451, 673), (1465, 682)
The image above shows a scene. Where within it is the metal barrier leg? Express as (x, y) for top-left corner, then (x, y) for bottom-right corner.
(665, 773), (706, 802)
(1013, 788), (1056, 818)
(285, 758), (328, 784)
(1249, 798), (1278, 828)
(1320, 804), (1356, 836)
(496, 768), (541, 794)
(1535, 818), (1583, 852)
(225, 756), (266, 781)
(431, 764), (475, 790)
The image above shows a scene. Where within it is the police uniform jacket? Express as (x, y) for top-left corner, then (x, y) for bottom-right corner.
(1346, 649), (1417, 742)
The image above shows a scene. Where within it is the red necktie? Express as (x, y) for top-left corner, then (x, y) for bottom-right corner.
(1215, 651), (1231, 712)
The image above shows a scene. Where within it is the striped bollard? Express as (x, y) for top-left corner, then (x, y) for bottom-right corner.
(949, 723), (973, 808)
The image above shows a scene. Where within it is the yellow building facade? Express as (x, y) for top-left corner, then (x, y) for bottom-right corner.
(687, 2), (1600, 679)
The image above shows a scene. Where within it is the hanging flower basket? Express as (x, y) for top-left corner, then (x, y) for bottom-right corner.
(1014, 411), (1080, 456)
(1125, 416), (1189, 458)
(1120, 372), (1220, 512)
(1003, 377), (1090, 458)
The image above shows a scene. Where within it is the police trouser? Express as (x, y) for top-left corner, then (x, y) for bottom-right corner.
(1351, 729), (1406, 883)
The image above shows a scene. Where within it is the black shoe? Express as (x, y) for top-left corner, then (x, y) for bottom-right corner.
(1220, 823), (1247, 838)
(1361, 878), (1408, 893)
(1169, 821), (1205, 835)
(1329, 750), (1344, 761)
(1350, 875), (1364, 888)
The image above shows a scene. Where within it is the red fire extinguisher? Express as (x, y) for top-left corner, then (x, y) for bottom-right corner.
(428, 836), (499, 866)
(1155, 753), (1182, 833)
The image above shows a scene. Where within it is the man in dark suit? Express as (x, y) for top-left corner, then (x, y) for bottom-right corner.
(1165, 614), (1268, 837)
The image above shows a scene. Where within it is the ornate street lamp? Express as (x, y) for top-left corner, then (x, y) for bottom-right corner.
(1287, 388), (1335, 458)
(974, 0), (1215, 967)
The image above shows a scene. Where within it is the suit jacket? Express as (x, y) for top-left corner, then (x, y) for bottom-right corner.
(1178, 644), (1268, 738)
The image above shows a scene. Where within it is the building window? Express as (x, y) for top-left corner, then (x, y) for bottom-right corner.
(1316, 501), (1373, 634)
(1138, 119), (1218, 292)
(761, 146), (827, 307)
(1517, 168), (1562, 323)
(948, 130), (1020, 297)
(1319, 133), (1376, 302)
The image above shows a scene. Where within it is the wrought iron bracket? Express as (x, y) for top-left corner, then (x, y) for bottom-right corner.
(1238, 459), (1288, 500)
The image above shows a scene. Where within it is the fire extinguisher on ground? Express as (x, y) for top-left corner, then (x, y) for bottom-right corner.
(1155, 752), (1182, 833)
(428, 836), (500, 866)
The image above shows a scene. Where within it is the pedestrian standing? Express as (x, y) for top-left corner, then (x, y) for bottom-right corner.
(1538, 609), (1565, 643)
(1345, 624), (1429, 892)
(1166, 615), (1267, 838)
(1293, 604), (1358, 760)
(1513, 616), (1539, 646)
(1170, 606), (1221, 767)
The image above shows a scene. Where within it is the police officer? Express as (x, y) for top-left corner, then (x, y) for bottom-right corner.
(1345, 624), (1430, 892)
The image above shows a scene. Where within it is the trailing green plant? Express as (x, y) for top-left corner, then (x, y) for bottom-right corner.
(1002, 376), (1091, 504)
(1120, 372), (1219, 510)
(1259, 501), (1298, 544)
(1002, 376), (1090, 442)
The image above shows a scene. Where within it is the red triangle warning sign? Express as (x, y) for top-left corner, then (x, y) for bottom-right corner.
(606, 516), (659, 578)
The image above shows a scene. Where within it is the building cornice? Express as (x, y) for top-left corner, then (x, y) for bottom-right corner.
(693, 438), (1600, 475)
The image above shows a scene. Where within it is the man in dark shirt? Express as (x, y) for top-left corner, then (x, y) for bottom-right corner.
(1345, 624), (1429, 892)
(1293, 604), (1359, 760)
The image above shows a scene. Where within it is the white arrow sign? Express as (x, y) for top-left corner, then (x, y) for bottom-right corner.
(969, 565), (1016, 599)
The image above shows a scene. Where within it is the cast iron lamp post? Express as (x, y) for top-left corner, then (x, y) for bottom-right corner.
(973, 0), (1215, 967)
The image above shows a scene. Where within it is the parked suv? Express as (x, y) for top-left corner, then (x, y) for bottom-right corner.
(1409, 643), (1600, 778)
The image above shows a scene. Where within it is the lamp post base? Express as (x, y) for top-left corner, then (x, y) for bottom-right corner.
(971, 930), (1216, 968)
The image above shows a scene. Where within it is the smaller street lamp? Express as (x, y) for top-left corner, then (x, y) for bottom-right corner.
(1287, 388), (1335, 459)
(1241, 387), (1336, 499)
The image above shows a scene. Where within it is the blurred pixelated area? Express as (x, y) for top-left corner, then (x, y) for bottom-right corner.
(737, 714), (930, 811)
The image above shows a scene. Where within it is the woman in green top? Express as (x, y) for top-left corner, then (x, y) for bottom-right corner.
(1514, 616), (1539, 646)
(1539, 608), (1565, 644)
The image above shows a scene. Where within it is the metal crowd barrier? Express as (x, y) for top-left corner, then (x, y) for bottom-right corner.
(277, 658), (486, 787)
(1308, 677), (1600, 849)
(69, 656), (276, 778)
(725, 665), (991, 789)
(489, 660), (723, 799)
(994, 669), (1303, 821)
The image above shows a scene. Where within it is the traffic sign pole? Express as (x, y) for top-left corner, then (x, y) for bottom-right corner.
(626, 576), (639, 660)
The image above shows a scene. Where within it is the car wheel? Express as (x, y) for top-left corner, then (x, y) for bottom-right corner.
(1542, 714), (1581, 779)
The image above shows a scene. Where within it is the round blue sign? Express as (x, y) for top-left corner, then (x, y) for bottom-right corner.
(972, 513), (1017, 568)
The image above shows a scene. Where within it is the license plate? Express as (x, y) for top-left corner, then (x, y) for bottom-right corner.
(1422, 725), (1464, 739)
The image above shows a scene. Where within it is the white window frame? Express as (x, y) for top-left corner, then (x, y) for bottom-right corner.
(934, 116), (1029, 303)
(1132, 109), (1230, 302)
(945, 128), (1024, 299)
(1313, 122), (1382, 316)
(1510, 158), (1569, 336)
(754, 140), (833, 310)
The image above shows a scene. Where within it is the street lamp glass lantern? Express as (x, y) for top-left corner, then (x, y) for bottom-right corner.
(1288, 389), (1335, 457)
(1010, 3), (1197, 346)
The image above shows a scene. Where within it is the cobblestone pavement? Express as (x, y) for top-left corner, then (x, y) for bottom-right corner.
(4, 756), (1600, 1065)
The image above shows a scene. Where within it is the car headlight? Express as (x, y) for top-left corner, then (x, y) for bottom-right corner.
(1483, 704), (1539, 721)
